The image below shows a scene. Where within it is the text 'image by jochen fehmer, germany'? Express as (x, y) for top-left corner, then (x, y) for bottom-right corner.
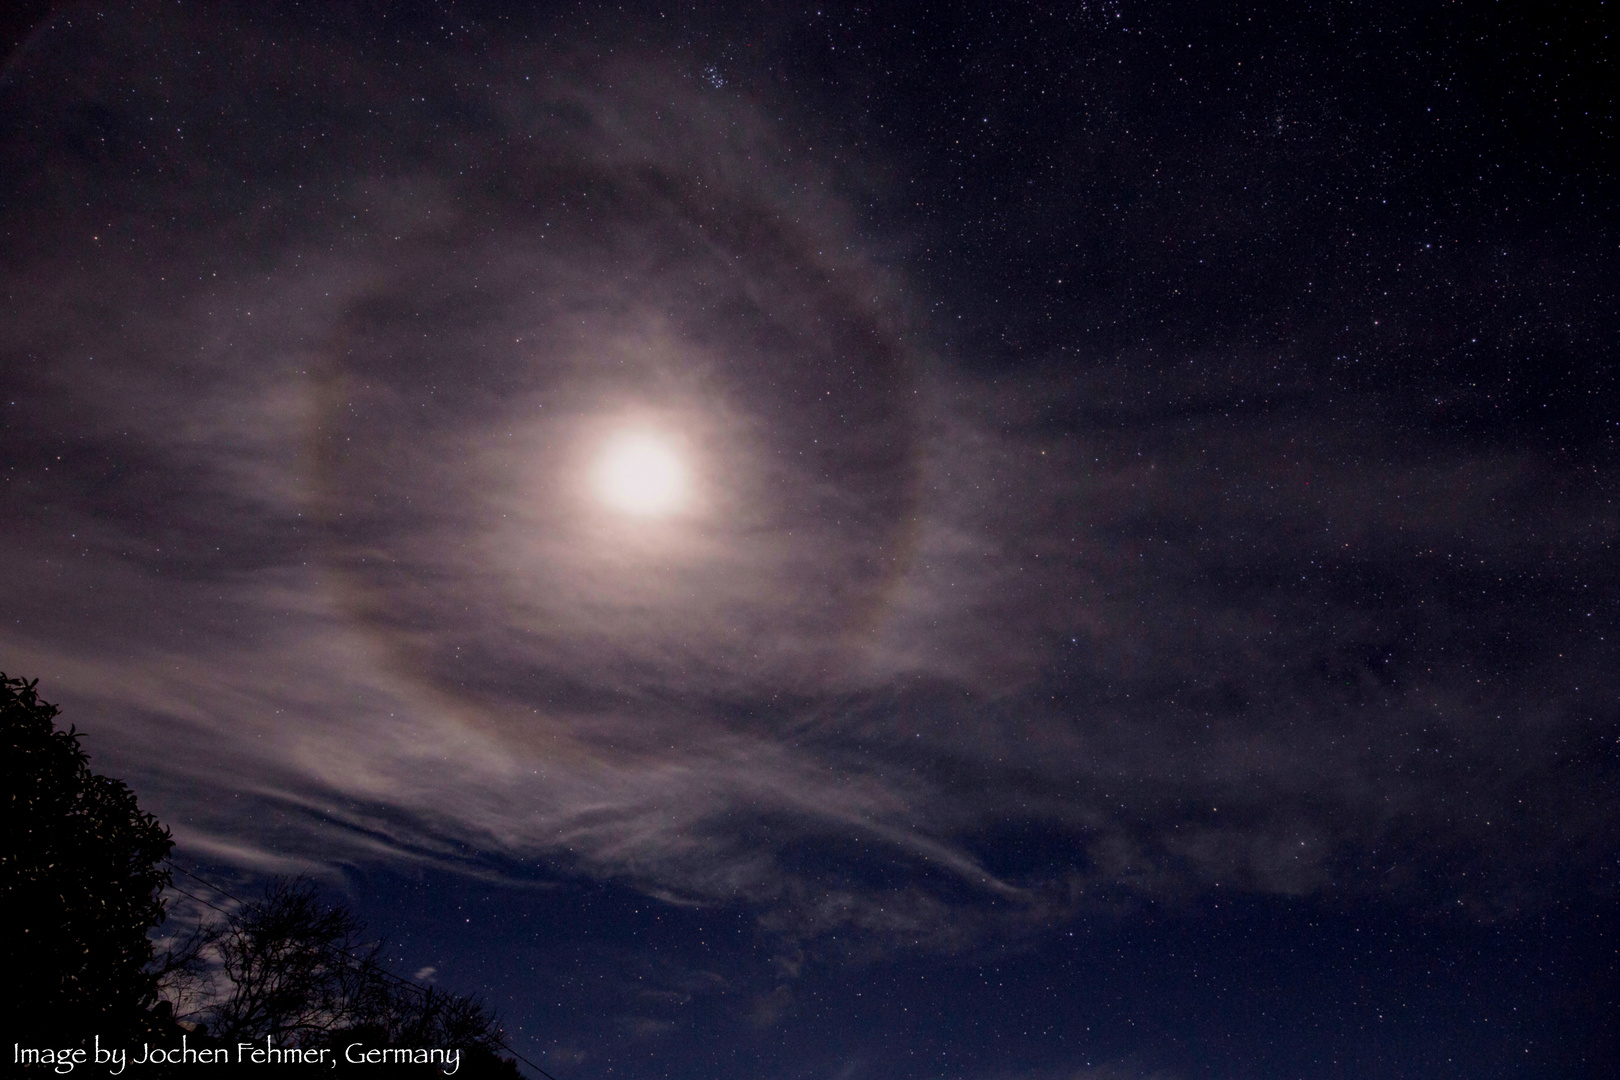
(2, 1), (1616, 1077)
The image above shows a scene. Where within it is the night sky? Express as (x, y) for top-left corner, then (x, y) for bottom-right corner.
(3, 2), (1618, 1077)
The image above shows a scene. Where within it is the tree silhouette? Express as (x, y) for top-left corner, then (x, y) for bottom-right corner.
(4, 672), (525, 1074)
(162, 876), (518, 1074)
(167, 877), (385, 1045)
(4, 672), (174, 1043)
(159, 876), (521, 1075)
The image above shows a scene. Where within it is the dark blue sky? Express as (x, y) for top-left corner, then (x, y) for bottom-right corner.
(323, 863), (1616, 1079)
(3, 2), (1616, 1077)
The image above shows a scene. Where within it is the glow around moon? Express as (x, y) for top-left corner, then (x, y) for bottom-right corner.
(592, 432), (688, 517)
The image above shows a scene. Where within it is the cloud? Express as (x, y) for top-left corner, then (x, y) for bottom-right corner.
(2, 1), (1615, 968)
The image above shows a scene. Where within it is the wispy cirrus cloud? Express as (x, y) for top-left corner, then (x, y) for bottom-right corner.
(3, 2), (1615, 973)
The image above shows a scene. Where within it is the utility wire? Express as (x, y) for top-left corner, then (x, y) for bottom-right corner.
(160, 859), (559, 1080)
(165, 862), (428, 997)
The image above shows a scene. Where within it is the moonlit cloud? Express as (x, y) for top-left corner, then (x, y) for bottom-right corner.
(2, 1), (1615, 972)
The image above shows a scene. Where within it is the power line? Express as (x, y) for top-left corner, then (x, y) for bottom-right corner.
(160, 859), (559, 1080)
(165, 861), (428, 996)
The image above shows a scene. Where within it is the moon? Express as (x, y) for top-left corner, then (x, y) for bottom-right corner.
(592, 432), (687, 517)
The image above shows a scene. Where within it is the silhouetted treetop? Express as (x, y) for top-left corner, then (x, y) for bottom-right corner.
(6, 674), (523, 1076)
(4, 672), (174, 1040)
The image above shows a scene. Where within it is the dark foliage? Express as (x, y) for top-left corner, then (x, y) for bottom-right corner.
(5, 674), (522, 1075)
(3, 672), (174, 1042)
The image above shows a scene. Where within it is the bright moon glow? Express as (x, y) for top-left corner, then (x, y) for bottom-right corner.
(593, 433), (687, 516)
